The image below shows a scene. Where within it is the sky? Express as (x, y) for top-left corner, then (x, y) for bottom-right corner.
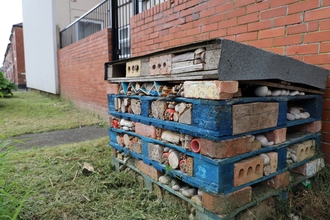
(0, 0), (23, 65)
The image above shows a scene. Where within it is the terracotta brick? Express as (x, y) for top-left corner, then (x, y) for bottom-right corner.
(305, 7), (330, 22)
(183, 80), (238, 100)
(323, 0), (330, 6)
(322, 110), (330, 121)
(263, 128), (287, 145)
(202, 186), (252, 215)
(247, 1), (270, 14)
(226, 7), (246, 19)
(322, 142), (330, 154)
(304, 54), (330, 65)
(291, 158), (325, 177)
(293, 121), (322, 133)
(273, 13), (302, 27)
(236, 197), (275, 220)
(259, 27), (285, 39)
(271, 0), (298, 7)
(137, 160), (164, 180)
(248, 20), (272, 32)
(320, 42), (330, 53)
(199, 135), (254, 159)
(249, 38), (273, 48)
(236, 32), (258, 42)
(286, 44), (318, 55)
(228, 25), (248, 35)
(235, 0), (256, 7)
(273, 35), (303, 46)
(215, 2), (234, 13)
(305, 30), (330, 43)
(135, 123), (157, 139)
(218, 18), (237, 29)
(322, 132), (330, 143)
(260, 6), (287, 20)
(237, 13), (259, 25)
(288, 0), (319, 14)
(234, 156), (264, 186)
(323, 99), (330, 110)
(262, 171), (290, 189)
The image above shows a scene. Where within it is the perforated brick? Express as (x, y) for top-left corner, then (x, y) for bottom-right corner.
(234, 156), (264, 186)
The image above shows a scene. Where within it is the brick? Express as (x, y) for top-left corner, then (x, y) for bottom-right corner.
(135, 123), (157, 138)
(199, 135), (254, 158)
(324, 153), (330, 164)
(259, 27), (285, 39)
(321, 42), (330, 53)
(320, 19), (330, 30)
(238, 13), (259, 25)
(305, 7), (330, 22)
(228, 25), (248, 35)
(260, 6), (287, 20)
(271, 0), (298, 7)
(234, 156), (264, 186)
(323, 121), (330, 132)
(274, 13), (302, 27)
(287, 21), (319, 35)
(288, 0), (319, 14)
(232, 102), (279, 135)
(236, 197), (275, 220)
(149, 54), (172, 75)
(289, 140), (315, 162)
(183, 80), (238, 100)
(106, 83), (119, 94)
(265, 152), (278, 175)
(323, 110), (330, 121)
(251, 140), (262, 151)
(235, 0), (256, 7)
(304, 54), (330, 65)
(215, 2), (234, 13)
(324, 99), (330, 111)
(249, 38), (273, 48)
(247, 1), (270, 14)
(218, 18), (237, 29)
(322, 132), (330, 143)
(322, 142), (330, 154)
(286, 44), (319, 55)
(202, 186), (252, 215)
(263, 128), (287, 145)
(248, 20), (272, 32)
(292, 120), (322, 133)
(202, 23), (218, 32)
(200, 8), (215, 18)
(225, 7), (246, 19)
(273, 35), (302, 46)
(236, 32), (258, 42)
(137, 160), (164, 180)
(262, 171), (290, 189)
(323, 0), (330, 6)
(291, 158), (325, 177)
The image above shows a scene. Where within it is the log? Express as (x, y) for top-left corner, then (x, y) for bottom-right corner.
(131, 99), (141, 115)
(123, 134), (133, 147)
(179, 107), (192, 124)
(161, 130), (181, 144)
(169, 150), (180, 169)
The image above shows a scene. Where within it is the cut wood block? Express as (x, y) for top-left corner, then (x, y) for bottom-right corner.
(131, 99), (141, 115)
(137, 160), (164, 180)
(262, 171), (290, 189)
(200, 136), (253, 159)
(183, 80), (238, 100)
(172, 60), (194, 69)
(234, 156), (264, 187)
(232, 102), (279, 135)
(291, 158), (324, 177)
(202, 186), (252, 215)
(161, 130), (181, 144)
(172, 52), (194, 63)
(148, 143), (164, 163)
(179, 107), (192, 124)
(151, 101), (168, 120)
(149, 54), (172, 75)
(126, 59), (141, 77)
(172, 63), (204, 74)
(288, 140), (315, 162)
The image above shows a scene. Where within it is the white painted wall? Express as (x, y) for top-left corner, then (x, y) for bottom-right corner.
(22, 0), (59, 94)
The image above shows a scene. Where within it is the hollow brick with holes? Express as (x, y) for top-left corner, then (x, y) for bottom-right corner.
(288, 140), (315, 162)
(233, 156), (264, 186)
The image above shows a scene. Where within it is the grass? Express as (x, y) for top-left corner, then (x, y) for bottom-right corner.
(1, 91), (330, 219)
(0, 91), (104, 137)
(0, 91), (189, 219)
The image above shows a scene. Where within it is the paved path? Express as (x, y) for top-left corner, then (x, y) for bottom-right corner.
(13, 125), (108, 149)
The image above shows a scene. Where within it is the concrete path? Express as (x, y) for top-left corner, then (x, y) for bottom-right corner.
(13, 125), (108, 149)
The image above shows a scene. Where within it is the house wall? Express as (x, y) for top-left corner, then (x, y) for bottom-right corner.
(11, 26), (26, 87)
(58, 28), (112, 119)
(130, 0), (330, 163)
(3, 46), (14, 82)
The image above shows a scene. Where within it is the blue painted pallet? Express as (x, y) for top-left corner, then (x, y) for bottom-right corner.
(109, 128), (322, 194)
(112, 156), (313, 220)
(108, 94), (322, 141)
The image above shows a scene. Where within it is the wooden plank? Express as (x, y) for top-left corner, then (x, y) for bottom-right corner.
(172, 52), (194, 63)
(172, 60), (194, 69)
(240, 80), (325, 95)
(172, 63), (204, 74)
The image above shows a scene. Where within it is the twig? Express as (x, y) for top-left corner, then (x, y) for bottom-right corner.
(72, 170), (78, 182)
(48, 177), (53, 187)
(82, 194), (90, 201)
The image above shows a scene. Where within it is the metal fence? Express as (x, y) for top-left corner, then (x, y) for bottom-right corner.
(60, 0), (111, 48)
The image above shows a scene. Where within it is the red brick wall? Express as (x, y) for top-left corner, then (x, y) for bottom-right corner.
(58, 28), (112, 119)
(12, 27), (26, 86)
(130, 0), (330, 162)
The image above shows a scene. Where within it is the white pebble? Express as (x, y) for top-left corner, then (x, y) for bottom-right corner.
(172, 185), (180, 191)
(287, 113), (295, 121)
(255, 86), (269, 97)
(271, 89), (281, 96)
(260, 153), (270, 165)
(290, 91), (299, 96)
(255, 134), (269, 147)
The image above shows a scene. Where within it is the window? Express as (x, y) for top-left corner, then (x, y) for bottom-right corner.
(118, 25), (130, 59)
(76, 19), (104, 41)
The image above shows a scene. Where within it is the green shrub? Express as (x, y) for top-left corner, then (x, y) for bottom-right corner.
(0, 72), (18, 97)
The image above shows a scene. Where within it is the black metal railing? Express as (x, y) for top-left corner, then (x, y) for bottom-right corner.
(112, 0), (165, 61)
(60, 0), (111, 48)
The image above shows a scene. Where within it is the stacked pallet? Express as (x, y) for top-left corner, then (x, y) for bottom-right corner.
(106, 39), (328, 219)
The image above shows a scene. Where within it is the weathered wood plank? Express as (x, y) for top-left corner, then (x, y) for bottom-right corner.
(172, 52), (194, 63)
(172, 63), (204, 74)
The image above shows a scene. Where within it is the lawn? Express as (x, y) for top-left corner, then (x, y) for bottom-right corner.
(1, 91), (330, 219)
